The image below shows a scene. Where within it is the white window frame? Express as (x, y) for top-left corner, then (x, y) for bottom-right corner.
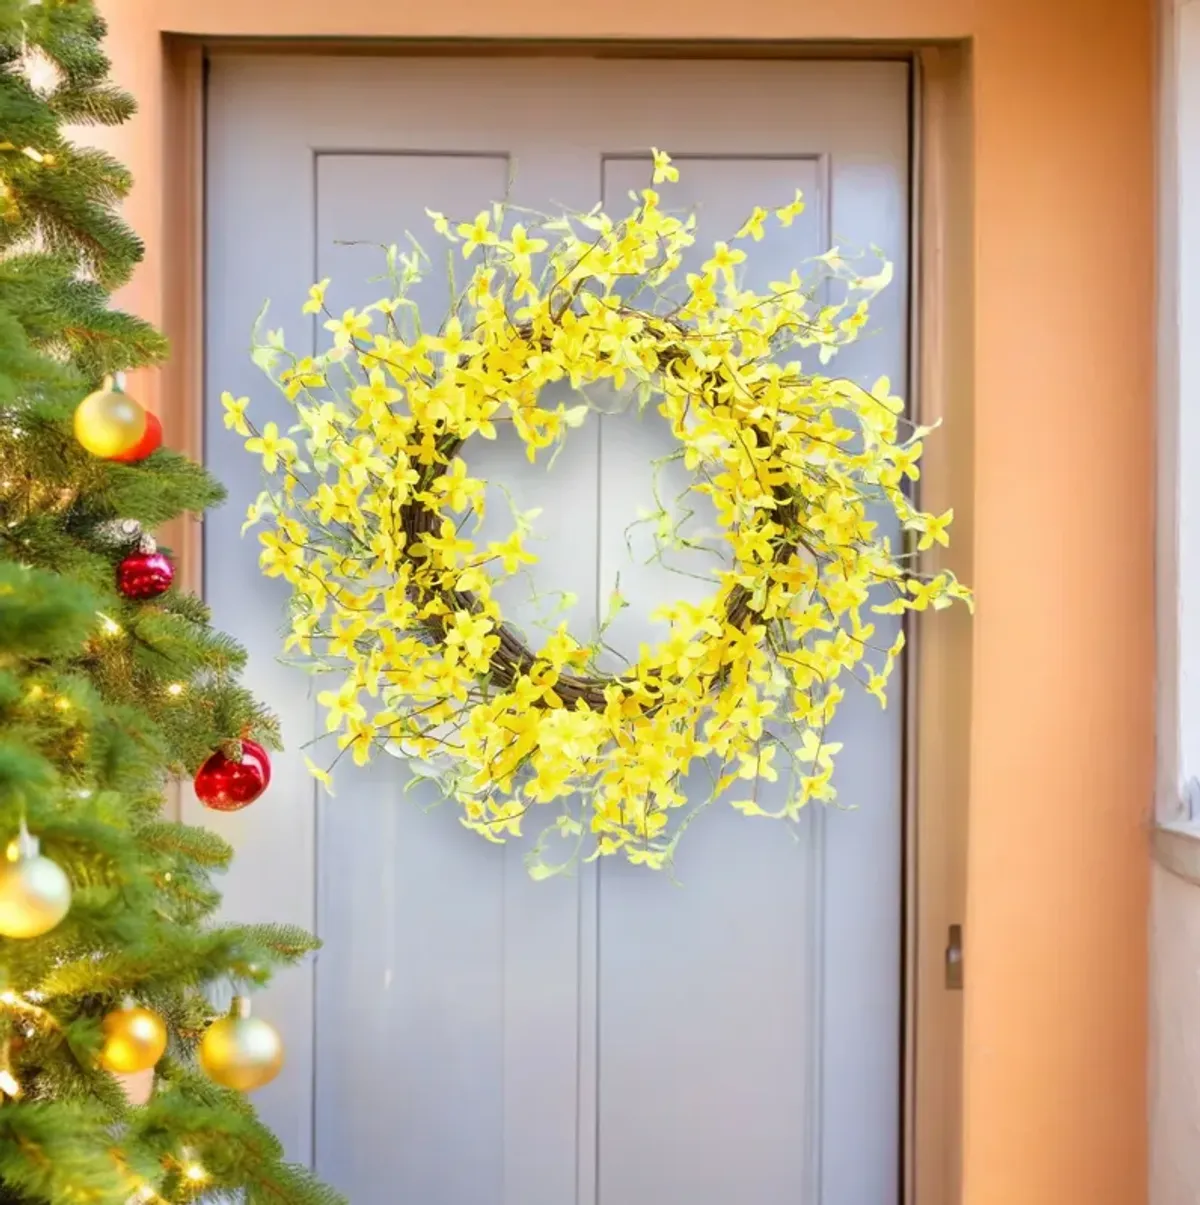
(1160, 0), (1200, 826)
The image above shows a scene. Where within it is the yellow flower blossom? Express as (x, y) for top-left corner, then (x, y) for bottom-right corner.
(323, 308), (372, 348)
(457, 210), (498, 257)
(651, 148), (679, 184)
(775, 190), (807, 227)
(221, 392), (251, 436)
(244, 422), (297, 473)
(317, 681), (366, 733)
(302, 278), (331, 315)
(915, 508), (954, 551)
(303, 754), (335, 795)
(487, 531), (537, 576)
(507, 224), (548, 278)
(426, 209), (457, 240)
(703, 241), (746, 287)
(735, 206), (768, 242)
(432, 458), (484, 512)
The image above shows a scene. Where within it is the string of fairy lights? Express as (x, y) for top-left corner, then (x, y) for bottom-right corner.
(4, 40), (289, 1195)
(0, 379), (286, 1197)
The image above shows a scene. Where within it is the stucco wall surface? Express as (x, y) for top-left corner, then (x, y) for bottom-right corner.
(92, 3), (1156, 1204)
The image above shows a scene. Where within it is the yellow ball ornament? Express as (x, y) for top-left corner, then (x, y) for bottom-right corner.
(74, 375), (147, 458)
(199, 996), (284, 1092)
(0, 826), (71, 939)
(99, 1003), (168, 1074)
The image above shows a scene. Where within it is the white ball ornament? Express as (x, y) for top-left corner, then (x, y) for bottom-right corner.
(0, 824), (71, 940)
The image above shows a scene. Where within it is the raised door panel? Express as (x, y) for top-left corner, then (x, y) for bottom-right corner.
(311, 151), (593, 1205)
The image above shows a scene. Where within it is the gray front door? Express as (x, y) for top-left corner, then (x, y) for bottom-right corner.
(201, 54), (911, 1205)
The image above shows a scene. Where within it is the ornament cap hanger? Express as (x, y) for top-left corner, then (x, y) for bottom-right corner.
(15, 817), (38, 861)
(229, 995), (252, 1020)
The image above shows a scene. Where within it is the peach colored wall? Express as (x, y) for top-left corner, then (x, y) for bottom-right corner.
(95, 2), (1156, 1204)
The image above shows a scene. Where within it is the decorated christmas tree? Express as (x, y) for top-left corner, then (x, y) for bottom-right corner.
(0, 1), (339, 1200)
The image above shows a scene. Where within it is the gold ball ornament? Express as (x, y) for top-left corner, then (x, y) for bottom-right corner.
(99, 1003), (168, 1074)
(199, 996), (284, 1092)
(0, 826), (71, 939)
(73, 375), (147, 459)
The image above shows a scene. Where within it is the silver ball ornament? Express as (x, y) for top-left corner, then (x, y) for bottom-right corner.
(93, 517), (144, 550)
(0, 828), (71, 939)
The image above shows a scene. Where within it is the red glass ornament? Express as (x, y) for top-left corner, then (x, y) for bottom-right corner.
(194, 739), (272, 811)
(117, 549), (174, 600)
(111, 411), (163, 463)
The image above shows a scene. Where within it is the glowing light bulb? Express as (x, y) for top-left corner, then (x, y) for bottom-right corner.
(0, 1068), (20, 1097)
(98, 614), (122, 636)
(167, 683), (184, 697)
(182, 1160), (207, 1185)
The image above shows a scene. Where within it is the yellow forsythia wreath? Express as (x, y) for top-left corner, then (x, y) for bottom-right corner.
(228, 150), (971, 875)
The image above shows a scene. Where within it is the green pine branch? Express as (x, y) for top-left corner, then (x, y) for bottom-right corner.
(136, 1068), (348, 1205)
(0, 2), (335, 1200)
(0, 1102), (138, 1203)
(50, 82), (135, 126)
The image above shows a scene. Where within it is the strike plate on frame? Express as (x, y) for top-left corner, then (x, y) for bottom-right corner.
(945, 924), (964, 990)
